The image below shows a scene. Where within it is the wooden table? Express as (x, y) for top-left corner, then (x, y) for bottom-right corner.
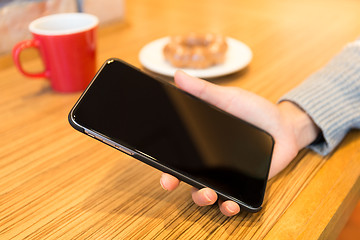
(1, 0), (359, 239)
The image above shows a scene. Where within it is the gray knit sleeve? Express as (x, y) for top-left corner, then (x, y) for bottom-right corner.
(279, 41), (360, 155)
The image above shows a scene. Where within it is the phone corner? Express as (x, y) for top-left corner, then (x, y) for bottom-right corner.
(243, 204), (262, 213)
(68, 109), (84, 133)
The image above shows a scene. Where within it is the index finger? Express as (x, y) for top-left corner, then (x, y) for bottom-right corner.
(160, 173), (180, 191)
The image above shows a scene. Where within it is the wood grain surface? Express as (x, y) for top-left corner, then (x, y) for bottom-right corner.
(1, 0), (359, 239)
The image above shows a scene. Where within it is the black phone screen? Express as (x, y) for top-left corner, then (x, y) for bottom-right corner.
(69, 59), (274, 212)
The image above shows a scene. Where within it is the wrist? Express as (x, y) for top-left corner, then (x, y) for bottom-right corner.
(278, 101), (320, 150)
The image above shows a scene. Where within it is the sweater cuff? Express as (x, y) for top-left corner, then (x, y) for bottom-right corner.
(279, 41), (360, 155)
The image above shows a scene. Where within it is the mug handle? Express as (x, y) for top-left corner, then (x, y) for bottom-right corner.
(12, 39), (49, 78)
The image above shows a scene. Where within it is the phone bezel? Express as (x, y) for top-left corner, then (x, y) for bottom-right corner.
(68, 58), (274, 213)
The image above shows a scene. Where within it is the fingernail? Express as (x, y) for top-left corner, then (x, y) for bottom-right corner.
(225, 203), (238, 214)
(160, 178), (167, 190)
(203, 190), (213, 203)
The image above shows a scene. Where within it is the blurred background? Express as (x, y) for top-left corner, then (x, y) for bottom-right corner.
(0, 0), (125, 55)
(0, 1), (358, 239)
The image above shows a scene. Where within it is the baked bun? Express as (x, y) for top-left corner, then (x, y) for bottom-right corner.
(163, 33), (228, 69)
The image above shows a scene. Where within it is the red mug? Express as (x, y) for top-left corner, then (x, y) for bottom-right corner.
(12, 13), (99, 93)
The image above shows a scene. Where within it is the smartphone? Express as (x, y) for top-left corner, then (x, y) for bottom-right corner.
(68, 58), (274, 212)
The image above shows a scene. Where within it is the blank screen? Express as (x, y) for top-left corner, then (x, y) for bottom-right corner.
(70, 59), (274, 210)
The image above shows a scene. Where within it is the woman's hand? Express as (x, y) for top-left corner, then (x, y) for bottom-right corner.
(160, 70), (320, 216)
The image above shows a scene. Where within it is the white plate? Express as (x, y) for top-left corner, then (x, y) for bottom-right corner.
(139, 36), (252, 78)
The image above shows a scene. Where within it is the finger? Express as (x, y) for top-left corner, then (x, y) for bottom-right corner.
(218, 199), (241, 217)
(160, 173), (180, 191)
(174, 70), (277, 130)
(191, 187), (217, 206)
(174, 70), (238, 111)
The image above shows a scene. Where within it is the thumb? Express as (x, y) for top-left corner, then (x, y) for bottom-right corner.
(174, 70), (279, 132)
(174, 70), (237, 111)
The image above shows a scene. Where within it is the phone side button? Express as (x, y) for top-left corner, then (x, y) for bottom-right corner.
(115, 145), (134, 156)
